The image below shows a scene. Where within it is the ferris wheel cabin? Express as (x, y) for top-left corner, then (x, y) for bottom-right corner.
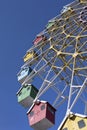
(79, 0), (87, 3)
(59, 113), (87, 130)
(16, 84), (38, 108)
(61, 5), (74, 18)
(23, 50), (38, 63)
(27, 100), (56, 130)
(33, 35), (46, 45)
(46, 20), (57, 31)
(16, 0), (87, 129)
(17, 67), (33, 83)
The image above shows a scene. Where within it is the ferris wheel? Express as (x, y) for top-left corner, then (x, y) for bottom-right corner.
(17, 0), (87, 130)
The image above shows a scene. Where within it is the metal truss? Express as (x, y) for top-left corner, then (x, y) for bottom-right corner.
(21, 0), (87, 129)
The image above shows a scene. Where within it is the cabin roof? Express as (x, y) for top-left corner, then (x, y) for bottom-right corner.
(27, 100), (56, 115)
(17, 66), (29, 76)
(36, 31), (45, 37)
(23, 50), (35, 58)
(74, 113), (87, 118)
(36, 30), (46, 37)
(16, 84), (31, 95)
(48, 19), (56, 23)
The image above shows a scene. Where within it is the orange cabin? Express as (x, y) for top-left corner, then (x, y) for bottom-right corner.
(27, 100), (56, 130)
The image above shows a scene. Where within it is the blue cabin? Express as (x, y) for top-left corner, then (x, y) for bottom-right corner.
(17, 67), (33, 83)
(61, 6), (69, 14)
(61, 6), (73, 17)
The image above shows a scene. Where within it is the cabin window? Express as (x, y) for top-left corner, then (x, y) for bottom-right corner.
(18, 73), (21, 76)
(48, 106), (54, 115)
(33, 88), (37, 94)
(27, 52), (30, 54)
(32, 89), (35, 94)
(27, 87), (30, 91)
(25, 68), (28, 72)
(41, 105), (45, 110)
(30, 111), (34, 117)
(78, 119), (86, 128)
(63, 128), (68, 130)
(19, 92), (22, 96)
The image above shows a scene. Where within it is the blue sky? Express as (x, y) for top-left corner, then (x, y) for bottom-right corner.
(0, 0), (74, 130)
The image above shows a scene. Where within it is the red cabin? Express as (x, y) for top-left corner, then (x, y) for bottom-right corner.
(27, 100), (56, 130)
(33, 35), (46, 45)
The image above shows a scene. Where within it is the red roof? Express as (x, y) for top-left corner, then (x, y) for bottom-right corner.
(27, 100), (56, 114)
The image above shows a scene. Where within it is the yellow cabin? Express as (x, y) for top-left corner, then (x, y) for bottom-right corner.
(60, 113), (87, 130)
(79, 0), (87, 3)
(61, 6), (74, 18)
(23, 51), (38, 63)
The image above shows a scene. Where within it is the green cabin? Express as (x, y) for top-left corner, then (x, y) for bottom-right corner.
(17, 84), (38, 108)
(46, 20), (57, 31)
(59, 113), (87, 130)
(46, 22), (55, 29)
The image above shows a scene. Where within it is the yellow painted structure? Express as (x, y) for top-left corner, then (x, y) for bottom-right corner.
(23, 51), (38, 62)
(80, 0), (87, 3)
(60, 113), (87, 130)
(61, 6), (75, 19)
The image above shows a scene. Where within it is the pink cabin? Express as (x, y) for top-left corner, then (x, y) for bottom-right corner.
(33, 35), (46, 45)
(27, 100), (56, 130)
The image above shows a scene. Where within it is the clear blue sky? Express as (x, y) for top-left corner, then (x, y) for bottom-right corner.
(0, 0), (74, 130)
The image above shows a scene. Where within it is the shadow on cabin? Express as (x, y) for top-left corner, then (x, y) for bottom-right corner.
(27, 100), (56, 130)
